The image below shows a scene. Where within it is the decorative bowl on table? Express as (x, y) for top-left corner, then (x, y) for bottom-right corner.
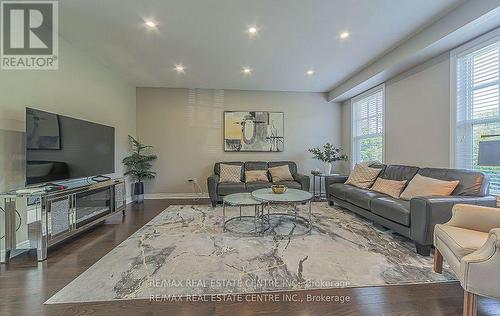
(271, 184), (287, 194)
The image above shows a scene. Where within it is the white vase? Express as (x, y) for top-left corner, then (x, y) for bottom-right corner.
(323, 162), (332, 175)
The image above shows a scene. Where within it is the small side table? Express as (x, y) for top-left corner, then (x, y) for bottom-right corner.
(311, 172), (339, 202)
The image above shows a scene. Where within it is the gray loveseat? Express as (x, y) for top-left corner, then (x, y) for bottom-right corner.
(326, 164), (497, 256)
(208, 161), (310, 207)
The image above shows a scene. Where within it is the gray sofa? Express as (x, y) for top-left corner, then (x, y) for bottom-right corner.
(326, 164), (497, 256)
(208, 161), (310, 207)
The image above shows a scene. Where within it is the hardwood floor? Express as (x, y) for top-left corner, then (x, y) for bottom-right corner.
(1, 199), (499, 316)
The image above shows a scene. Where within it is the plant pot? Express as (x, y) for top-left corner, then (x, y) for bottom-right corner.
(133, 182), (144, 203)
(323, 162), (332, 175)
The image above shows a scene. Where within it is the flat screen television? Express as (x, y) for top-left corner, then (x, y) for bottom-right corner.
(26, 107), (115, 185)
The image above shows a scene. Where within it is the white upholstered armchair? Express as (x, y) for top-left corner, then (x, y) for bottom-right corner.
(433, 204), (500, 316)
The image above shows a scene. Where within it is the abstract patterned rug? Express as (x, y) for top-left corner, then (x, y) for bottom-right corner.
(46, 203), (455, 304)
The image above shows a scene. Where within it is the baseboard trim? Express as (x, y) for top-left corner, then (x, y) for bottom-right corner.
(16, 240), (31, 249)
(144, 193), (209, 199)
(126, 195), (133, 204)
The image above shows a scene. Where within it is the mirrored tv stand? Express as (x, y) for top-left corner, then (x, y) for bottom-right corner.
(0, 177), (126, 262)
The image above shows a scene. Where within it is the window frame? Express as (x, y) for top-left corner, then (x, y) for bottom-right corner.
(350, 83), (386, 168)
(450, 28), (500, 196)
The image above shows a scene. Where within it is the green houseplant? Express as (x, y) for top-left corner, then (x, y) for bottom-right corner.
(122, 135), (157, 203)
(308, 143), (348, 175)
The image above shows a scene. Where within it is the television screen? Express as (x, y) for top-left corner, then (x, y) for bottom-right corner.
(26, 107), (115, 185)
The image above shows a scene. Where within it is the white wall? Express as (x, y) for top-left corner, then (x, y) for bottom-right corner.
(137, 88), (342, 194)
(340, 53), (451, 173)
(0, 38), (137, 196)
(385, 54), (451, 167)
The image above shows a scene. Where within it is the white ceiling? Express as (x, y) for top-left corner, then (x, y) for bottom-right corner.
(59, 0), (464, 92)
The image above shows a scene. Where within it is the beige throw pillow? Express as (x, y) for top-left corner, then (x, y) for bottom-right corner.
(371, 178), (407, 198)
(245, 170), (269, 183)
(400, 174), (459, 200)
(268, 165), (294, 183)
(345, 164), (382, 189)
(219, 164), (242, 183)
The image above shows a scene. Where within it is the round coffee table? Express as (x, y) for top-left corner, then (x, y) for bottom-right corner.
(222, 193), (266, 235)
(251, 188), (313, 237)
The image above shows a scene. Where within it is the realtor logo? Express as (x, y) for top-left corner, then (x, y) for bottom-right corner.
(1, 1), (58, 69)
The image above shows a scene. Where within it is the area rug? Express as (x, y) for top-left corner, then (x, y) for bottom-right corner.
(45, 203), (455, 304)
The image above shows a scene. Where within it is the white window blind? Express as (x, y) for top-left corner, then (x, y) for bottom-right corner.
(455, 38), (500, 195)
(351, 86), (384, 166)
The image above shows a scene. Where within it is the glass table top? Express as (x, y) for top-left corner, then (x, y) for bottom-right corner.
(251, 188), (313, 203)
(223, 193), (262, 206)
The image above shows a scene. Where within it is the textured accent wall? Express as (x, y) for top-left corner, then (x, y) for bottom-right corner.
(136, 88), (342, 194)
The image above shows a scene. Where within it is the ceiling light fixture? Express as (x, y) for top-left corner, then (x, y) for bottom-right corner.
(340, 31), (350, 39)
(145, 20), (157, 28)
(248, 26), (258, 34)
(242, 67), (252, 74)
(174, 64), (185, 73)
(307, 70), (315, 75)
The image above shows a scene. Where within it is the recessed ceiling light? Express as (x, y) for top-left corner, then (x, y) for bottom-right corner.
(307, 70), (315, 75)
(242, 67), (252, 74)
(174, 64), (185, 73)
(145, 20), (157, 28)
(248, 26), (258, 34)
(340, 32), (350, 39)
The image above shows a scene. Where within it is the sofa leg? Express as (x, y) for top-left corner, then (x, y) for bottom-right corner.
(463, 290), (477, 316)
(211, 201), (217, 207)
(434, 248), (443, 273)
(328, 200), (334, 206)
(415, 243), (431, 256)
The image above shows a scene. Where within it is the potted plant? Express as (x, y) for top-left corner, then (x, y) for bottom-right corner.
(122, 135), (157, 203)
(308, 143), (348, 175)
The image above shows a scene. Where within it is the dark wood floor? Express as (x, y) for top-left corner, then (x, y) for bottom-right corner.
(1, 199), (499, 316)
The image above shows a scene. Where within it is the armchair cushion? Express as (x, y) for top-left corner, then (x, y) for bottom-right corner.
(410, 195), (496, 245)
(434, 224), (489, 260)
(459, 228), (500, 299)
(446, 204), (500, 233)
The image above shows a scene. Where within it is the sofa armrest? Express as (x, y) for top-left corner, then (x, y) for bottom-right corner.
(446, 204), (500, 233)
(410, 195), (497, 245)
(293, 173), (310, 192)
(460, 228), (500, 298)
(325, 175), (348, 198)
(207, 174), (220, 205)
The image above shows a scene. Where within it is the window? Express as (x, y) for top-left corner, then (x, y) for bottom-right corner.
(351, 85), (385, 166)
(453, 34), (500, 195)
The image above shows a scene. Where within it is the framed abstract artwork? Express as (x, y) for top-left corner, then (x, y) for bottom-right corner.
(224, 111), (284, 152)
